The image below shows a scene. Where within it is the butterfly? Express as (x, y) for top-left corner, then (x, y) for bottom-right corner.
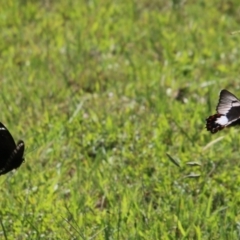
(206, 89), (240, 133)
(0, 122), (25, 175)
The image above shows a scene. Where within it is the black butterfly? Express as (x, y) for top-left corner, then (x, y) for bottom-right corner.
(206, 89), (240, 133)
(0, 122), (25, 175)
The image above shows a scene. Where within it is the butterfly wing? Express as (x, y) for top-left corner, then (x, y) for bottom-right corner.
(217, 90), (240, 122)
(0, 122), (16, 170)
(0, 140), (25, 175)
(206, 90), (240, 133)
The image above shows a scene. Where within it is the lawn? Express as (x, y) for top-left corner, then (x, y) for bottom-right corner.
(1, 0), (240, 239)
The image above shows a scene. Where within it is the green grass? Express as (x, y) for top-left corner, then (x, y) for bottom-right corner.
(1, 0), (240, 239)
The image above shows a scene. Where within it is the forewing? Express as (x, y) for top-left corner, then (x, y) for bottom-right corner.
(216, 89), (240, 115)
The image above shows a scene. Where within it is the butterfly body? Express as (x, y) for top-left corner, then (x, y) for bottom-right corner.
(206, 89), (240, 133)
(0, 122), (25, 175)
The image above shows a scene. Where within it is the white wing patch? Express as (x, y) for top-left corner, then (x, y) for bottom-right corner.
(215, 115), (228, 125)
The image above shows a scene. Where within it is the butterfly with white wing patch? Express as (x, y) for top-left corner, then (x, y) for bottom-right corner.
(206, 89), (240, 133)
(0, 122), (25, 175)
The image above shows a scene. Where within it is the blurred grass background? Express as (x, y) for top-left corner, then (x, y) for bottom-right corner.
(1, 0), (240, 239)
